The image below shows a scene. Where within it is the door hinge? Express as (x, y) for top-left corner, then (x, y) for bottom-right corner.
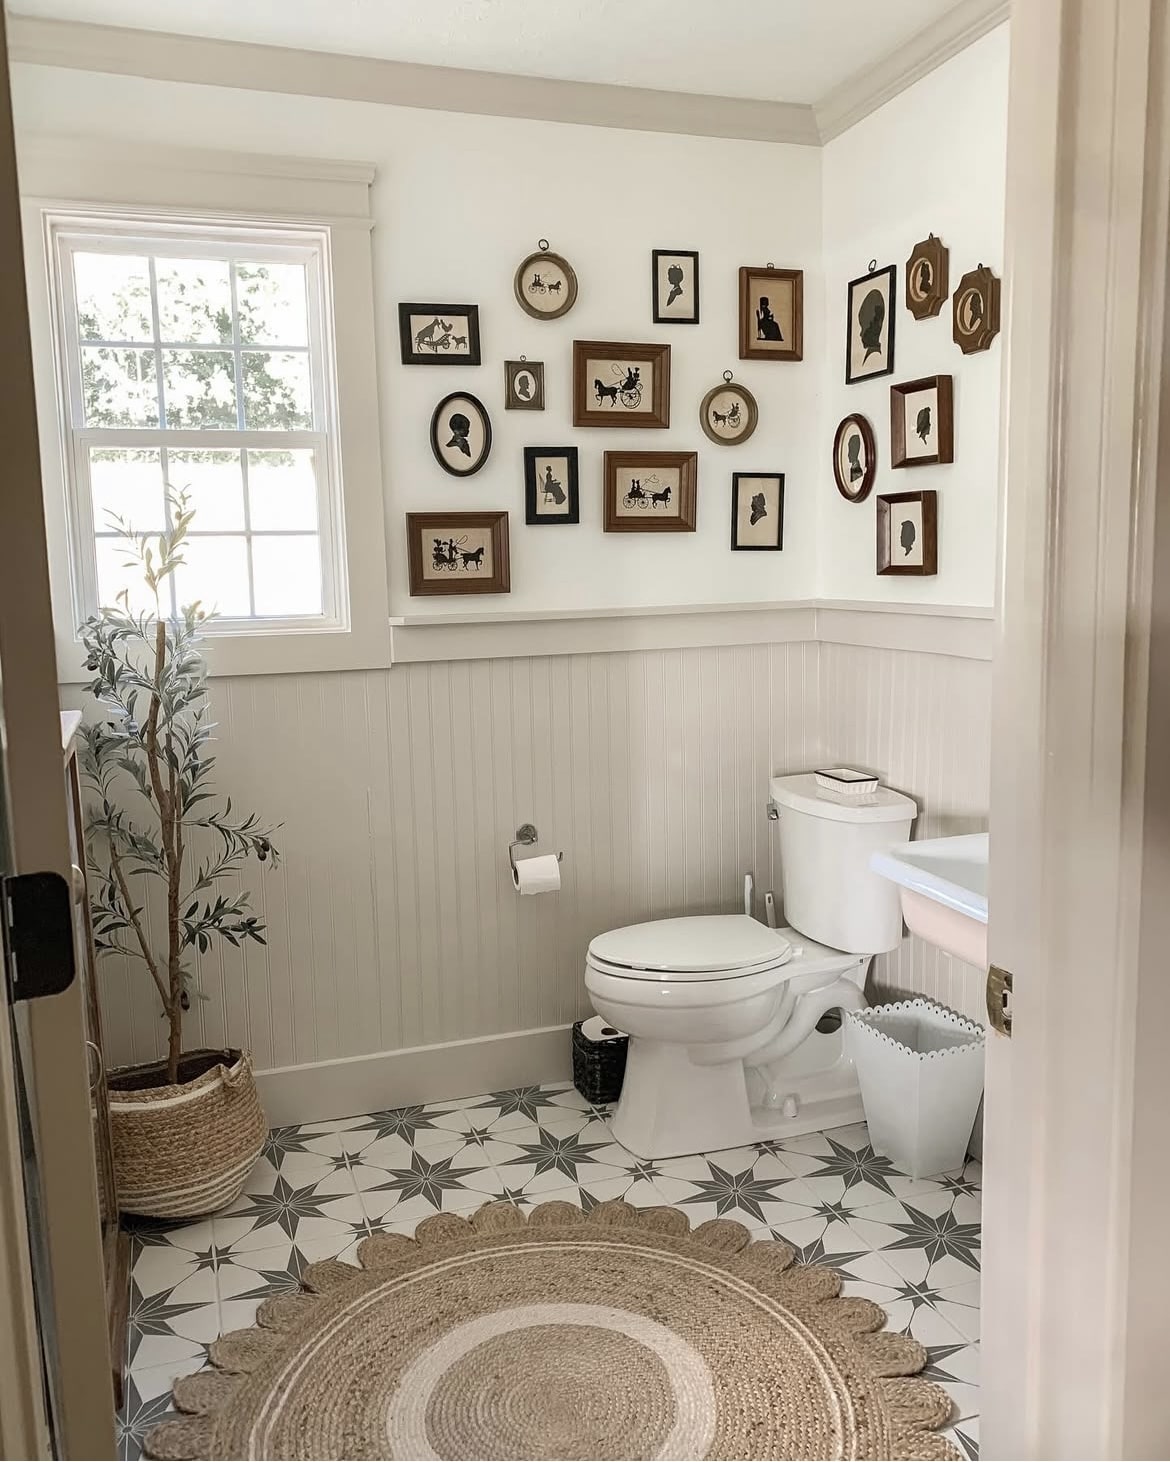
(2, 872), (76, 1003)
(987, 964), (1013, 1037)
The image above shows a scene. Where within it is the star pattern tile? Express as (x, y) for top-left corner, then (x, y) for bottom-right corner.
(117, 1083), (983, 1460)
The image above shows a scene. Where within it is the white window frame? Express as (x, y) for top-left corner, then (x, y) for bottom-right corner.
(49, 213), (348, 638)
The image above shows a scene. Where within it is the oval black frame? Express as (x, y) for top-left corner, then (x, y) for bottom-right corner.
(832, 413), (877, 502)
(430, 392), (493, 477)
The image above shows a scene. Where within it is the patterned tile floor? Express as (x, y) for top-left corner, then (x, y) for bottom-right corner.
(118, 1082), (981, 1460)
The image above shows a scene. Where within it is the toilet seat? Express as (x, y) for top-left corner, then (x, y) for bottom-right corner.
(586, 914), (794, 983)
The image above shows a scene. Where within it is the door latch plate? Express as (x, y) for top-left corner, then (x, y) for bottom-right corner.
(987, 964), (1013, 1036)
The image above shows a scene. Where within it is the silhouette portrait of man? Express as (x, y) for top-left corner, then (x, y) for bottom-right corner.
(446, 412), (471, 458)
(900, 517), (917, 557)
(915, 406), (932, 445)
(846, 431), (863, 481)
(857, 288), (886, 362)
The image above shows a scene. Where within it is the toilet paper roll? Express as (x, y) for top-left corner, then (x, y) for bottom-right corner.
(512, 852), (561, 896)
(581, 1015), (626, 1043)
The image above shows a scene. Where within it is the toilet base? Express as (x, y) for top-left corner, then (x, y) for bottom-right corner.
(608, 1031), (866, 1160)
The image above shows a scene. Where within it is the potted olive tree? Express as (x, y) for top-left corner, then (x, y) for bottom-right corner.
(81, 491), (280, 1219)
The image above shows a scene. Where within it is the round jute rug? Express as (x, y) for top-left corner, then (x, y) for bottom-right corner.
(146, 1199), (959, 1461)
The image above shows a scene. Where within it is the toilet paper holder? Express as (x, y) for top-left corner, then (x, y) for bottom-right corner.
(509, 822), (563, 876)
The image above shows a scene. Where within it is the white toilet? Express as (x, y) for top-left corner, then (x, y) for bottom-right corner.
(584, 773), (917, 1159)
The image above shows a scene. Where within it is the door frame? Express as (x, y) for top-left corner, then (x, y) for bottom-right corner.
(983, 0), (1170, 1455)
(0, 7), (116, 1456)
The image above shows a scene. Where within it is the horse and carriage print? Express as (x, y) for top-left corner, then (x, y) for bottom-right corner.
(513, 244), (579, 320)
(399, 303), (482, 365)
(573, 340), (671, 429)
(603, 450), (697, 534)
(407, 511), (510, 596)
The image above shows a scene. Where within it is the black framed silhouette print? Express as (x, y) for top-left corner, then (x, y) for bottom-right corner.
(524, 447), (579, 525)
(731, 473), (784, 551)
(652, 249), (700, 324)
(845, 264), (896, 384)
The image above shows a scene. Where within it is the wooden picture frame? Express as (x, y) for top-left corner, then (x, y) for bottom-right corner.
(845, 263), (896, 383)
(731, 473), (784, 550)
(573, 340), (671, 428)
(514, 245), (578, 320)
(504, 359), (545, 411)
(603, 451), (697, 532)
(877, 491), (938, 576)
(832, 413), (877, 502)
(953, 263), (1002, 354)
(891, 375), (954, 467)
(905, 235), (950, 320)
(406, 511), (510, 595)
(738, 266), (803, 361)
(524, 447), (579, 525)
(700, 374), (758, 445)
(652, 249), (700, 324)
(429, 391), (492, 477)
(398, 303), (481, 365)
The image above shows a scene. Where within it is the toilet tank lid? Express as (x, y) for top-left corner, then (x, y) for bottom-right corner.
(588, 915), (793, 974)
(770, 773), (917, 824)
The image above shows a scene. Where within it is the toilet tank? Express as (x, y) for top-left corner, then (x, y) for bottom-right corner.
(770, 773), (916, 954)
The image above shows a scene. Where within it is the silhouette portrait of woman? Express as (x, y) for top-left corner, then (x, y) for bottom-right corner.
(756, 295), (784, 342)
(857, 289), (886, 362)
(749, 492), (768, 526)
(446, 412), (471, 458)
(915, 406), (932, 445)
(846, 431), (863, 481)
(900, 517), (917, 557)
(916, 259), (932, 294)
(666, 262), (685, 307)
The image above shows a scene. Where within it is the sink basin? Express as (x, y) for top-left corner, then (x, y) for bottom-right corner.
(870, 833), (988, 968)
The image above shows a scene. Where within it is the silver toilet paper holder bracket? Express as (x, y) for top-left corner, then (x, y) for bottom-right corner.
(509, 822), (563, 876)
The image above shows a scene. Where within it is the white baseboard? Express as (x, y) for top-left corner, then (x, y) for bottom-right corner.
(254, 1023), (574, 1128)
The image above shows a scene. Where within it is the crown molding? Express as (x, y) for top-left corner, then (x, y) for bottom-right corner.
(6, 15), (821, 146)
(814, 0), (1010, 143)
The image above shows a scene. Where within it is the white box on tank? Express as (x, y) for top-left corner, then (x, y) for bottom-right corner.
(770, 773), (916, 954)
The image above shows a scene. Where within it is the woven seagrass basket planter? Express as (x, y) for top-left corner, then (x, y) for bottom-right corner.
(108, 1047), (266, 1220)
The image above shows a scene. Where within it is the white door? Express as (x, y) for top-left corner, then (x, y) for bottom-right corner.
(981, 0), (1170, 1456)
(0, 8), (116, 1456)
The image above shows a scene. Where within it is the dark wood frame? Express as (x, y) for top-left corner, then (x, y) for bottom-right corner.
(398, 302), (482, 365)
(651, 248), (700, 324)
(603, 450), (697, 533)
(845, 264), (896, 384)
(700, 377), (758, 446)
(738, 266), (804, 362)
(905, 235), (950, 320)
(406, 511), (510, 595)
(514, 248), (578, 320)
(832, 413), (877, 502)
(953, 264), (1002, 354)
(524, 446), (580, 525)
(429, 391), (492, 477)
(573, 340), (671, 428)
(731, 473), (784, 551)
(877, 490), (938, 576)
(890, 374), (954, 467)
(504, 359), (545, 411)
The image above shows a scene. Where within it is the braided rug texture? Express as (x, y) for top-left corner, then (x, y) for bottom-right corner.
(146, 1198), (959, 1461)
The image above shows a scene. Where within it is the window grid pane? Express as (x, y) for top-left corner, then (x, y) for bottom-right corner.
(63, 227), (332, 631)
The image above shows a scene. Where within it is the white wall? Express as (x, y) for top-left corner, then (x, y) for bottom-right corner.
(12, 65), (824, 619)
(818, 26), (1009, 607)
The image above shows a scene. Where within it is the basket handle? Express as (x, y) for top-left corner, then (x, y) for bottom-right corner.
(221, 1051), (253, 1089)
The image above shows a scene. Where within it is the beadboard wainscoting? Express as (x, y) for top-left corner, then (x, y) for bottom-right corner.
(69, 636), (990, 1121)
(821, 642), (992, 1021)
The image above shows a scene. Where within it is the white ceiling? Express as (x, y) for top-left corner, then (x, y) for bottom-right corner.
(9, 0), (964, 103)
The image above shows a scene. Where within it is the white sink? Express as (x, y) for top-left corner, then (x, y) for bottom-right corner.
(870, 833), (988, 968)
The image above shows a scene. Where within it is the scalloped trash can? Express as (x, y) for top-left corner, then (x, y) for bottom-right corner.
(844, 998), (985, 1178)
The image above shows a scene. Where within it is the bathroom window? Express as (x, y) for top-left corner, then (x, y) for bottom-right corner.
(50, 218), (345, 633)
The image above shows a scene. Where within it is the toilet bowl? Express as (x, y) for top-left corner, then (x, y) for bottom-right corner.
(584, 773), (917, 1159)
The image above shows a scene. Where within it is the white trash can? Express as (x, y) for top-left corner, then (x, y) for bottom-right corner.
(844, 998), (985, 1179)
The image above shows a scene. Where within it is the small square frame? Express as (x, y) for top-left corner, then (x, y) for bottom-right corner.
(504, 360), (545, 410)
(876, 490), (938, 576)
(890, 374), (954, 468)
